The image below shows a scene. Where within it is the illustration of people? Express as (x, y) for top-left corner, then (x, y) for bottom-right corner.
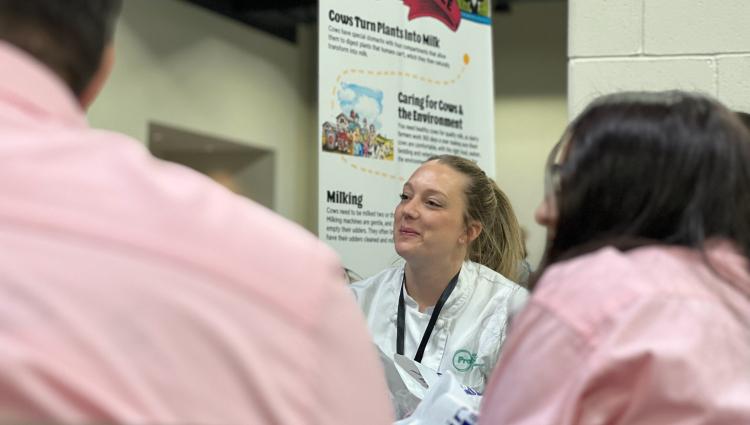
(363, 137), (371, 158)
(322, 122), (336, 151)
(321, 82), (394, 161)
(348, 110), (359, 132)
(335, 113), (350, 153)
(352, 128), (364, 157)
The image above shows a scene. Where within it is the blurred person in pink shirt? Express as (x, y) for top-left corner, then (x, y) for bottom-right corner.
(481, 91), (750, 424)
(0, 1), (392, 424)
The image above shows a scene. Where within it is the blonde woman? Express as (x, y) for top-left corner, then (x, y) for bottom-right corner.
(352, 155), (528, 395)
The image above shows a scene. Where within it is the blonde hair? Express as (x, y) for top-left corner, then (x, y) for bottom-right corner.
(428, 155), (525, 282)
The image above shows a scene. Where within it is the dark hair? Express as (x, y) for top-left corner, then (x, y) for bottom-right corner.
(427, 155), (525, 282)
(534, 91), (750, 288)
(736, 111), (750, 131)
(0, 0), (122, 96)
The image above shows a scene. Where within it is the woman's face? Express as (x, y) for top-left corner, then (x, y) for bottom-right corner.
(394, 161), (477, 264)
(536, 137), (569, 240)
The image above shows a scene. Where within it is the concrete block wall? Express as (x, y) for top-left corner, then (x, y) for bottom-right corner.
(569, 0), (750, 118)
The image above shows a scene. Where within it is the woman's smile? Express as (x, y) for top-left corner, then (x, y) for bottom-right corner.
(397, 226), (420, 237)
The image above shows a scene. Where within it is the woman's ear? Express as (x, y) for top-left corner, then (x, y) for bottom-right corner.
(79, 43), (115, 110)
(462, 220), (482, 245)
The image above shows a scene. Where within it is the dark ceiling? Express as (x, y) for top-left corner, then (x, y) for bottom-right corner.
(181, 0), (558, 43)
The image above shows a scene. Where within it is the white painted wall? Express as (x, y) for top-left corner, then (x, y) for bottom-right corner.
(493, 1), (568, 267)
(88, 0), (315, 229)
(88, 0), (568, 269)
(569, 0), (750, 117)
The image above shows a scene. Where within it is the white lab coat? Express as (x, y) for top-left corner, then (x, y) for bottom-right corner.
(351, 261), (528, 392)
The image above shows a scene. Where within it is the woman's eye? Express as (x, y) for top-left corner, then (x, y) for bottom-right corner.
(426, 200), (442, 207)
(399, 193), (409, 201)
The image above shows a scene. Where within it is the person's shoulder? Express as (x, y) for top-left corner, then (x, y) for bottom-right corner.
(101, 132), (332, 260)
(85, 131), (345, 321)
(469, 261), (527, 294)
(531, 246), (710, 343)
(537, 245), (700, 301)
(537, 246), (627, 289)
(461, 262), (529, 315)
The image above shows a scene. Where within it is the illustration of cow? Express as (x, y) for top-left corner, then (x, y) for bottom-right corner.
(469, 0), (483, 14)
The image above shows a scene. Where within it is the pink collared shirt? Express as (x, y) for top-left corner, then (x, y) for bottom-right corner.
(481, 244), (750, 424)
(0, 42), (392, 425)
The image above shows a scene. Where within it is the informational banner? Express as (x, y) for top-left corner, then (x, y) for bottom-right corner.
(318, 0), (495, 279)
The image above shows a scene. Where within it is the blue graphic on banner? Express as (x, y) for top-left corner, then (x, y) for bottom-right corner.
(461, 12), (491, 25)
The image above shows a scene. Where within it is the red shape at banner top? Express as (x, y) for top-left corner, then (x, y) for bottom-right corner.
(403, 0), (461, 32)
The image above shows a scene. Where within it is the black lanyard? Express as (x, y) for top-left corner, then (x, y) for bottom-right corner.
(396, 270), (460, 363)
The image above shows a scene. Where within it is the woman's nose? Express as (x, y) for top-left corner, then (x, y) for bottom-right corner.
(400, 199), (419, 219)
(533, 201), (549, 227)
(534, 197), (557, 234)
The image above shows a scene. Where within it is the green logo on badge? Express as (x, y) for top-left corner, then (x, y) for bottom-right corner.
(452, 349), (482, 372)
